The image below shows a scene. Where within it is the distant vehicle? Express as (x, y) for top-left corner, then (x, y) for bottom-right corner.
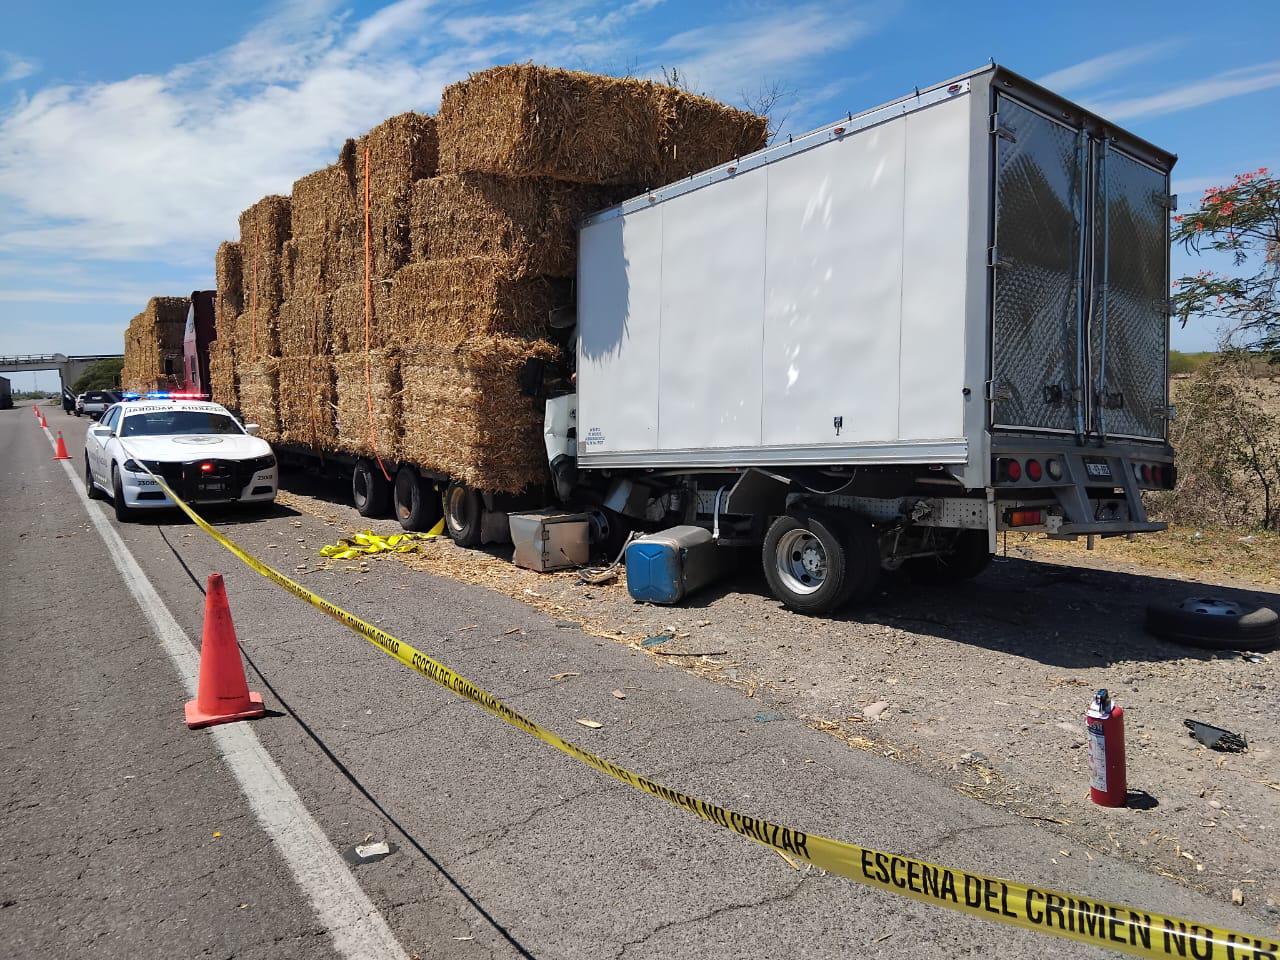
(77, 390), (119, 419)
(84, 395), (277, 522)
(0, 376), (11, 410)
(62, 387), (76, 414)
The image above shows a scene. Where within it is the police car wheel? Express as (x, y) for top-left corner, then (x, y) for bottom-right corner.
(85, 455), (103, 500)
(111, 465), (135, 522)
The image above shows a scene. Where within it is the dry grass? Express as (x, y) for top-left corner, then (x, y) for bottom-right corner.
(277, 355), (337, 449)
(389, 257), (569, 350)
(334, 349), (400, 459)
(400, 336), (559, 492)
(437, 64), (766, 186)
(411, 174), (627, 278)
(1010, 525), (1280, 588)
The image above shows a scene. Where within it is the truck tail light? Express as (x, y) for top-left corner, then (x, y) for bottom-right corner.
(1008, 510), (1043, 527)
(1025, 459), (1042, 482)
(997, 458), (1021, 482)
(1140, 464), (1151, 483)
(1045, 458), (1062, 481)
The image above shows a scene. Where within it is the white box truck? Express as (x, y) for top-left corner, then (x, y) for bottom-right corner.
(537, 63), (1176, 614)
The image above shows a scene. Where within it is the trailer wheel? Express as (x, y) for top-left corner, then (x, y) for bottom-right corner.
(444, 481), (482, 547)
(763, 513), (855, 615)
(393, 466), (441, 532)
(835, 515), (882, 606)
(352, 459), (391, 518)
(904, 529), (992, 585)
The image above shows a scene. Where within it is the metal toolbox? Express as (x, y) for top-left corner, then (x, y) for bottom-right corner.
(509, 510), (590, 572)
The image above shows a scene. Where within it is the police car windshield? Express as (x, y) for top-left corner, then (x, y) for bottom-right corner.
(121, 411), (242, 437)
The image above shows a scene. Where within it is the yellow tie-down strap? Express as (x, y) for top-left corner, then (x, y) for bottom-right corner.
(138, 468), (1275, 959)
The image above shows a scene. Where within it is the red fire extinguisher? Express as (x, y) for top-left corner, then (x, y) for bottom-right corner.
(1086, 689), (1127, 807)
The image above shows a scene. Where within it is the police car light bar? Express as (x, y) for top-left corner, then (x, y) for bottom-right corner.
(135, 391), (211, 400)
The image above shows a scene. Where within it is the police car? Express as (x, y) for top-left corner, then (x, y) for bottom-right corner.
(84, 393), (277, 521)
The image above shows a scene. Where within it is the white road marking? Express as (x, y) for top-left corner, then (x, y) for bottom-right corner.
(44, 425), (409, 960)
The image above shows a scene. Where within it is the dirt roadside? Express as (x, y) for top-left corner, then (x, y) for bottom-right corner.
(275, 486), (1280, 930)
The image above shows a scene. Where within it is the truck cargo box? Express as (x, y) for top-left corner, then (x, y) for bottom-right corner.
(575, 64), (1175, 489)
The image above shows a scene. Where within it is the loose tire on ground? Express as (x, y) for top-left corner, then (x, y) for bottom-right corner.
(352, 459), (391, 518)
(1145, 597), (1279, 651)
(904, 529), (992, 585)
(85, 455), (104, 500)
(444, 481), (482, 547)
(763, 513), (855, 615)
(111, 465), (134, 522)
(392, 466), (441, 532)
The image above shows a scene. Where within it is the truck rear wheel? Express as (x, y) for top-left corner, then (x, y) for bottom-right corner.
(763, 513), (867, 615)
(904, 529), (992, 584)
(393, 466), (441, 532)
(352, 459), (391, 518)
(444, 481), (482, 547)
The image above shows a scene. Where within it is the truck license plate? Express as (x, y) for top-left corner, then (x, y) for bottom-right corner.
(1084, 459), (1112, 480)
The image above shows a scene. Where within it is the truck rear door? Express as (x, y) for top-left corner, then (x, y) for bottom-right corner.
(989, 91), (1170, 442)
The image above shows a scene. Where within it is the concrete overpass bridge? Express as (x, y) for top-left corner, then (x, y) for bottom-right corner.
(0, 354), (124, 394)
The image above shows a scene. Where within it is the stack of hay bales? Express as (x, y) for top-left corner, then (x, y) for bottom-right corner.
(210, 242), (243, 410)
(206, 64), (764, 493)
(389, 65), (766, 492)
(121, 296), (190, 391)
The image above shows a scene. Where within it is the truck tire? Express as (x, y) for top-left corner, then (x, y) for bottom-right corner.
(835, 515), (882, 606)
(393, 466), (441, 532)
(444, 481), (482, 548)
(904, 529), (992, 584)
(763, 513), (856, 615)
(352, 459), (391, 518)
(1145, 598), (1279, 652)
(85, 454), (103, 500)
(111, 465), (135, 522)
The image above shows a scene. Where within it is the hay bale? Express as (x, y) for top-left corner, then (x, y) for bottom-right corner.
(238, 359), (280, 441)
(290, 164), (359, 239)
(410, 174), (626, 277)
(215, 242), (243, 349)
(327, 281), (394, 354)
(121, 296), (190, 390)
(209, 338), (238, 412)
(437, 65), (766, 185)
(342, 112), (438, 202)
(238, 195), (291, 318)
(277, 355), (337, 449)
(400, 336), (558, 493)
(277, 295), (332, 357)
(234, 307), (278, 360)
(334, 349), (401, 459)
(389, 258), (569, 350)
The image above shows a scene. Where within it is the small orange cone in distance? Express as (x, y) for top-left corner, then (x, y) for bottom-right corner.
(185, 573), (266, 729)
(52, 432), (71, 460)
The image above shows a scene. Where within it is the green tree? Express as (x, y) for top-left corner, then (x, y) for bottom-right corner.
(1171, 167), (1279, 352)
(71, 358), (124, 394)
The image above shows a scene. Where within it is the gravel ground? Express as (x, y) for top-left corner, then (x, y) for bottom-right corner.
(276, 476), (1280, 932)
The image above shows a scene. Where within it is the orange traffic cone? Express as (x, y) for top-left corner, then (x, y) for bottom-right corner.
(52, 432), (71, 459)
(184, 574), (266, 729)
(39, 412), (48, 428)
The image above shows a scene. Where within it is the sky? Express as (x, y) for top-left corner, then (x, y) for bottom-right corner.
(2, 0), (1278, 389)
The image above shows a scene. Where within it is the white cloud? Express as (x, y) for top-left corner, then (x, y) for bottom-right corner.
(0, 0), (876, 269)
(1038, 40), (1179, 93)
(0, 51), (38, 84)
(1093, 60), (1280, 120)
(654, 5), (872, 95)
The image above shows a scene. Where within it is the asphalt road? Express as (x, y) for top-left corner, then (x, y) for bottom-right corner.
(0, 402), (1257, 959)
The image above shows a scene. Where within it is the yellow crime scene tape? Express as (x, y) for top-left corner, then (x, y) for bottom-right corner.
(132, 463), (1277, 959)
(318, 526), (443, 560)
